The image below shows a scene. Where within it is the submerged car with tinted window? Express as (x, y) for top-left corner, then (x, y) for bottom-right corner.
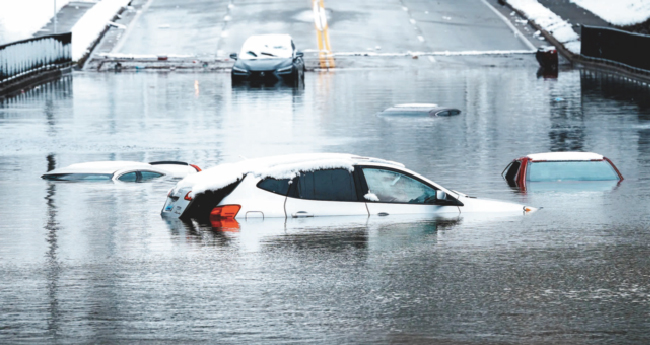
(230, 34), (305, 84)
(379, 103), (462, 117)
(502, 152), (623, 191)
(161, 154), (537, 221)
(42, 161), (201, 182)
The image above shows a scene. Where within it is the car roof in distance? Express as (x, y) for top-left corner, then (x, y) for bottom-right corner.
(526, 152), (605, 161)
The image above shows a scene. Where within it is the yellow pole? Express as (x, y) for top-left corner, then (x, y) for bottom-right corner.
(319, 0), (335, 68)
(313, 0), (334, 68)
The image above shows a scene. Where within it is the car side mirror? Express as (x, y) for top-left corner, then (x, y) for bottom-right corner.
(295, 51), (304, 58)
(229, 53), (238, 60)
(436, 190), (447, 201)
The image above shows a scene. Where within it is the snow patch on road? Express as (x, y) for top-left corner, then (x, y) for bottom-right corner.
(506, 0), (581, 54)
(570, 0), (650, 26)
(71, 0), (130, 61)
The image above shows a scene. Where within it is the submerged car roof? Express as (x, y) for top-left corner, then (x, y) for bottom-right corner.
(173, 153), (407, 197)
(46, 161), (154, 174)
(526, 152), (604, 161)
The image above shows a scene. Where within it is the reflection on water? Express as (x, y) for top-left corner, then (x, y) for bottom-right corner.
(1, 68), (650, 344)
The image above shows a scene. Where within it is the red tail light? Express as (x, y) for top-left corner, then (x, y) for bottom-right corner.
(210, 218), (240, 231)
(184, 191), (193, 201)
(210, 205), (241, 219)
(190, 164), (202, 172)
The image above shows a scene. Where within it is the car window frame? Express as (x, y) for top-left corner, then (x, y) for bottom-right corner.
(286, 168), (365, 203)
(356, 165), (463, 206)
(139, 170), (166, 182)
(116, 169), (166, 183)
(525, 160), (621, 182)
(256, 177), (292, 196)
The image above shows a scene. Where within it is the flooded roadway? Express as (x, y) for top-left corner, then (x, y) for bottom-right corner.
(1, 66), (650, 344)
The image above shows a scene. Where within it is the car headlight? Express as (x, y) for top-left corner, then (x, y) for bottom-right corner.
(276, 66), (293, 73)
(232, 66), (248, 73)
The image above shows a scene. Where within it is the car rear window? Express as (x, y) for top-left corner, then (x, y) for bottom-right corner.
(527, 160), (619, 182)
(292, 169), (358, 202)
(42, 173), (113, 181)
(257, 178), (291, 195)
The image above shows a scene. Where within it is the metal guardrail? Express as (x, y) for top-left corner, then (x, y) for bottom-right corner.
(581, 25), (650, 73)
(0, 32), (72, 86)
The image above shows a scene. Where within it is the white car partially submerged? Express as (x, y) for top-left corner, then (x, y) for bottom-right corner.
(161, 154), (537, 220)
(42, 161), (201, 182)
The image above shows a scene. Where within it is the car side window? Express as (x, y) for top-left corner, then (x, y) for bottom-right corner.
(140, 171), (164, 181)
(361, 168), (437, 204)
(291, 168), (358, 202)
(257, 178), (291, 196)
(504, 161), (521, 183)
(118, 172), (138, 182)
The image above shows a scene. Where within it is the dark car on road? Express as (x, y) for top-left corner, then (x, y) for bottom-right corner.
(230, 34), (305, 85)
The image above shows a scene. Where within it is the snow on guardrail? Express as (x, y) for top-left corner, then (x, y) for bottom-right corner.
(506, 0), (581, 54)
(0, 33), (72, 85)
(70, 0), (130, 61)
(570, 0), (650, 26)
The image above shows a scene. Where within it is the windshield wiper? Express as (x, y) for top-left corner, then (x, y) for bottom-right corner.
(260, 52), (276, 57)
(246, 51), (257, 57)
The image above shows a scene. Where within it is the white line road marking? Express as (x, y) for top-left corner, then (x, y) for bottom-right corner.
(417, 36), (425, 42)
(479, 0), (537, 51)
(410, 18), (416, 25)
(111, 0), (155, 54)
(428, 56), (436, 63)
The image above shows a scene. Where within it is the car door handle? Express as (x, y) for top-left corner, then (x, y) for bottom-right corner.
(292, 211), (314, 218)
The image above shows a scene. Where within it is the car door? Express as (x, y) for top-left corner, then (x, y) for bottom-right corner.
(359, 167), (461, 216)
(284, 168), (369, 217)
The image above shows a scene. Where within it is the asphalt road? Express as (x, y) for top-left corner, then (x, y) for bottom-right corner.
(104, 0), (540, 68)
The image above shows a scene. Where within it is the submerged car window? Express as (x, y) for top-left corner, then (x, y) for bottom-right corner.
(504, 161), (521, 182)
(527, 161), (619, 182)
(294, 169), (357, 202)
(118, 172), (138, 182)
(140, 171), (164, 181)
(362, 168), (437, 204)
(43, 173), (113, 181)
(257, 178), (291, 195)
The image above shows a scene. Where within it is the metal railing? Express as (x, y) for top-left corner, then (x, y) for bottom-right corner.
(0, 32), (72, 86)
(581, 25), (650, 73)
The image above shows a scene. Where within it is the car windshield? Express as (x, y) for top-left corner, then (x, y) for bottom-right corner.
(527, 161), (619, 182)
(239, 37), (292, 60)
(42, 173), (114, 181)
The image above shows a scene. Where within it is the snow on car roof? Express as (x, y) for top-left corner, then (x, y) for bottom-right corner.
(47, 161), (153, 174)
(240, 34), (293, 59)
(394, 103), (438, 108)
(526, 152), (605, 161)
(174, 153), (405, 197)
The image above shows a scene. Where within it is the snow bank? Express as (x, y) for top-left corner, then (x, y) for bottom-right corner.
(174, 153), (404, 197)
(506, 0), (581, 54)
(0, 0), (70, 44)
(570, 0), (650, 26)
(70, 0), (130, 61)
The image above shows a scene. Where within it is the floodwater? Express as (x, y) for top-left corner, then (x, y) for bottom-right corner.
(1, 65), (650, 344)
